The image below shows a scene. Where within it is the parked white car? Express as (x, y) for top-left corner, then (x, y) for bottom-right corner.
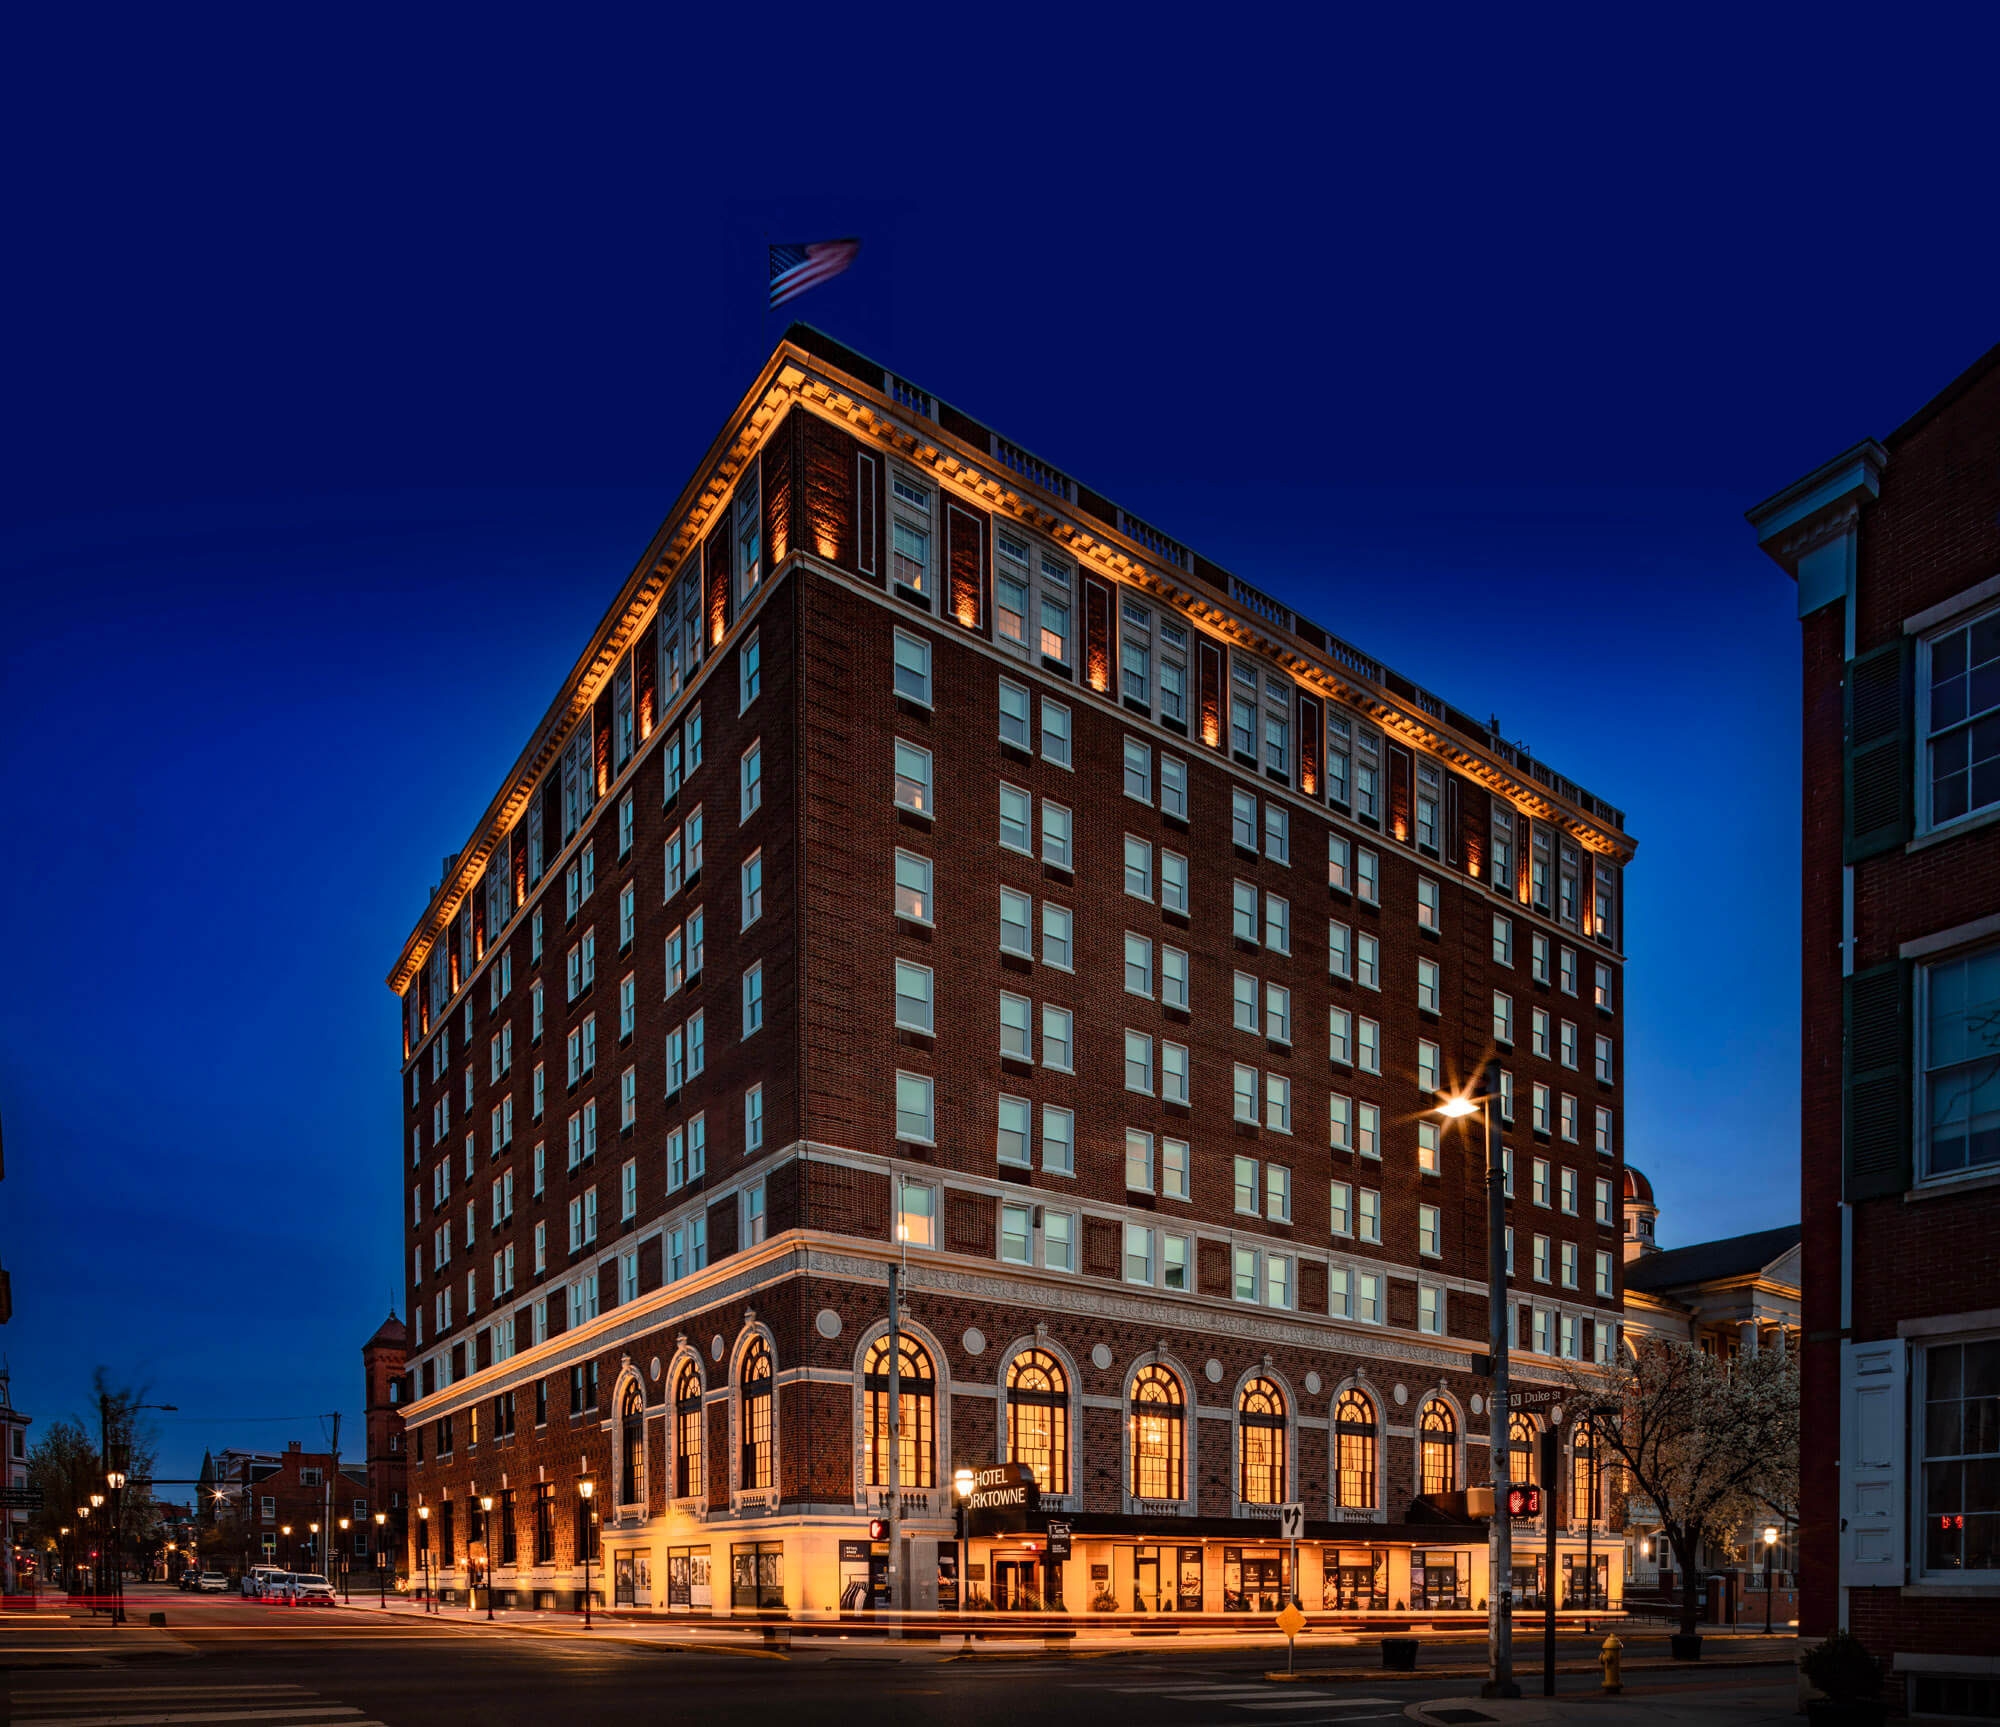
(243, 1566), (285, 1598)
(278, 1573), (335, 1605)
(198, 1572), (228, 1593)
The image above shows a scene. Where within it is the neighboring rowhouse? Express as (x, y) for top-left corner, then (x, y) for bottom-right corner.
(390, 326), (1637, 1617)
(1617, 1168), (1800, 1624)
(1750, 340), (2000, 1716)
(214, 1442), (371, 1578)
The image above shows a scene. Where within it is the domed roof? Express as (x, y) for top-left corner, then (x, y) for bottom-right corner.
(1622, 1166), (1655, 1207)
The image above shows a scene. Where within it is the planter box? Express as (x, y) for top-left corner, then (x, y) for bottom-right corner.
(1670, 1633), (1703, 1661)
(1382, 1637), (1419, 1671)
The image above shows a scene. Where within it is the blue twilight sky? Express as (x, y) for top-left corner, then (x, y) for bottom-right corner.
(3, 9), (1996, 1487)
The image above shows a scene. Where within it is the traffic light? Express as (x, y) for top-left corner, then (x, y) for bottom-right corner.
(867, 1519), (889, 1541)
(1506, 1485), (1542, 1518)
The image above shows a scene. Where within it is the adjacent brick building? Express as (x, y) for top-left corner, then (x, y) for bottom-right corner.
(363, 1312), (409, 1579)
(217, 1441), (371, 1578)
(390, 327), (1637, 1616)
(1750, 341), (2000, 1715)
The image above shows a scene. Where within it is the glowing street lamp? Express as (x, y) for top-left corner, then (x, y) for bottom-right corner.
(479, 1496), (495, 1620)
(577, 1477), (595, 1630)
(1762, 1524), (1782, 1634)
(1434, 1073), (1515, 1699)
(416, 1505), (432, 1614)
(373, 1512), (388, 1608)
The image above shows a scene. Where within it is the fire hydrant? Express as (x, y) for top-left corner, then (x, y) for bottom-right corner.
(1599, 1634), (1624, 1693)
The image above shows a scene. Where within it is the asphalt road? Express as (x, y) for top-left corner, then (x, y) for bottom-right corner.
(1, 1589), (1801, 1727)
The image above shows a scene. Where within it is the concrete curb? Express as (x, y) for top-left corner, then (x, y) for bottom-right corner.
(1262, 1655), (1797, 1683)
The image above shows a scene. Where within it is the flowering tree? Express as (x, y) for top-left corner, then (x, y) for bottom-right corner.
(1559, 1341), (1798, 1636)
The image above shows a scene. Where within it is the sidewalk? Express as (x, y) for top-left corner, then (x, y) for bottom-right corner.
(1403, 1678), (1804, 1726)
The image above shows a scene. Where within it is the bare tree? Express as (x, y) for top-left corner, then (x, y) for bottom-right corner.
(1560, 1341), (1798, 1637)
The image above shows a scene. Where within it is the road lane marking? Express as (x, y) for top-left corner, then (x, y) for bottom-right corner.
(15, 1708), (364, 1727)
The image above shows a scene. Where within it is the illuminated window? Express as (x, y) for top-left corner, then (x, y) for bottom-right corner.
(1238, 1377), (1287, 1504)
(1007, 1350), (1070, 1494)
(893, 741), (932, 815)
(674, 1361), (704, 1498)
(1335, 1389), (1377, 1509)
(1419, 1399), (1458, 1494)
(894, 850), (931, 924)
(738, 1340), (774, 1490)
(1130, 1365), (1185, 1501)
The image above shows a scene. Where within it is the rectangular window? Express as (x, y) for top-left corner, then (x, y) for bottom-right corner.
(999, 783), (1031, 853)
(1233, 1063), (1258, 1124)
(1494, 915), (1514, 966)
(1417, 876), (1439, 932)
(1417, 1284), (1444, 1336)
(1532, 1157), (1551, 1206)
(1160, 755), (1188, 819)
(1233, 880), (1259, 943)
(1330, 1179), (1352, 1236)
(1494, 992), (1515, 1045)
(1595, 963), (1614, 1010)
(894, 740), (933, 815)
(894, 630), (932, 704)
(1330, 1091), (1352, 1150)
(1265, 1163), (1291, 1222)
(1417, 957), (1439, 1013)
(1418, 1202), (1441, 1256)
(1000, 888), (1033, 956)
(1533, 1234), (1551, 1282)
(1357, 1018), (1380, 1075)
(1042, 1104), (1074, 1176)
(1532, 932), (1550, 983)
(895, 849), (932, 924)
(1561, 1241), (1578, 1288)
(1561, 1020), (1579, 1068)
(1560, 946), (1579, 995)
(1595, 1250), (1614, 1297)
(1418, 1119), (1441, 1175)
(1356, 847), (1378, 904)
(1161, 850), (1189, 914)
(1040, 696), (1072, 768)
(1231, 788), (1257, 850)
(742, 963), (764, 1036)
(1560, 1094), (1579, 1141)
(1162, 945), (1189, 1010)
(1125, 932), (1154, 997)
(1358, 1188), (1381, 1243)
(1042, 902), (1073, 968)
(1124, 835), (1153, 900)
(999, 992), (1031, 1059)
(1234, 970), (1259, 1033)
(1328, 834), (1350, 892)
(745, 1083), (764, 1152)
(1041, 801), (1072, 868)
(1595, 1035), (1614, 1082)
(1357, 1101), (1380, 1157)
(999, 1202), (1033, 1266)
(1044, 1210), (1075, 1272)
(998, 676), (1030, 747)
(895, 1175), (936, 1246)
(895, 1072), (934, 1144)
(1264, 1252), (1294, 1310)
(1125, 1030), (1154, 1094)
(1265, 1072), (1291, 1133)
(1417, 1039), (1441, 1095)
(1162, 1135), (1189, 1201)
(1532, 1008), (1551, 1058)
(894, 960), (934, 1034)
(619, 973), (635, 1039)
(1264, 893), (1290, 954)
(1126, 1129), (1155, 1193)
(740, 851), (763, 927)
(1265, 803), (1290, 865)
(1560, 1167), (1578, 1214)
(997, 1094), (1031, 1166)
(1265, 982), (1291, 1045)
(739, 741), (762, 819)
(1124, 1222), (1154, 1286)
(1041, 1004), (1073, 1071)
(1124, 737), (1152, 803)
(1329, 919), (1351, 980)
(619, 1067), (636, 1130)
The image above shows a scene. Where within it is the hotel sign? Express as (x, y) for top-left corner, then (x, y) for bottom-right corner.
(966, 1463), (1041, 1535)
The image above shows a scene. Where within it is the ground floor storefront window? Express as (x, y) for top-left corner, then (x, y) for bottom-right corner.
(731, 1540), (783, 1609)
(664, 1545), (711, 1611)
(1561, 1553), (1608, 1608)
(1511, 1560), (1547, 1609)
(1132, 1544), (1203, 1612)
(612, 1551), (651, 1608)
(1412, 1549), (1471, 1611)
(1320, 1547), (1387, 1611)
(1223, 1545), (1289, 1612)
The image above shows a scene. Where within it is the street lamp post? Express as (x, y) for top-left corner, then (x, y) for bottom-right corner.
(1763, 1525), (1780, 1634)
(105, 1473), (127, 1625)
(338, 1519), (351, 1602)
(479, 1496), (494, 1620)
(1438, 1071), (1517, 1701)
(374, 1512), (387, 1609)
(577, 1477), (594, 1629)
(89, 1495), (105, 1612)
(282, 1525), (293, 1578)
(416, 1505), (431, 1613)
(952, 1467), (975, 1612)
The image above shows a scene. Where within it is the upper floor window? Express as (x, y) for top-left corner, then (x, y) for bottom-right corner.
(893, 630), (931, 705)
(890, 474), (932, 598)
(1922, 943), (2000, 1180)
(1924, 605), (2000, 829)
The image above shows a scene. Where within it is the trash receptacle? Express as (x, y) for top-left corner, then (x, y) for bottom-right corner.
(1382, 1637), (1418, 1671)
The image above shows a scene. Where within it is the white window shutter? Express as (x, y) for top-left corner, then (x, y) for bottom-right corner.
(1840, 1339), (1906, 1586)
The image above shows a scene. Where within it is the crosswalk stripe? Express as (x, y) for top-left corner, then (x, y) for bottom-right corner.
(13, 1690), (312, 1702)
(14, 1708), (364, 1727)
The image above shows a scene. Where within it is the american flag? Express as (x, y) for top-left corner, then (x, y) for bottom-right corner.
(768, 237), (862, 307)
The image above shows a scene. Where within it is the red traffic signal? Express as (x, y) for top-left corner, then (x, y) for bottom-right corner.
(1506, 1485), (1542, 1518)
(867, 1519), (889, 1541)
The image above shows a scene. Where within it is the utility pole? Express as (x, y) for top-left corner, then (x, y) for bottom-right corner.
(326, 1413), (341, 1581)
(886, 1264), (902, 1618)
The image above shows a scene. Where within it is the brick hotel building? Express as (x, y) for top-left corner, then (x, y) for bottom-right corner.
(389, 328), (1635, 1617)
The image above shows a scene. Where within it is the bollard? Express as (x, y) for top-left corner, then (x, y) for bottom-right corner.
(1599, 1634), (1623, 1693)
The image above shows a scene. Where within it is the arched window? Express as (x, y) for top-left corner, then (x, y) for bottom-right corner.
(1130, 1365), (1185, 1501)
(739, 1339), (774, 1490)
(1334, 1389), (1377, 1508)
(1239, 1376), (1288, 1504)
(674, 1361), (704, 1499)
(1006, 1350), (1069, 1494)
(620, 1379), (646, 1506)
(1571, 1419), (1598, 1526)
(1419, 1398), (1458, 1494)
(862, 1334), (936, 1489)
(1508, 1411), (1537, 1505)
